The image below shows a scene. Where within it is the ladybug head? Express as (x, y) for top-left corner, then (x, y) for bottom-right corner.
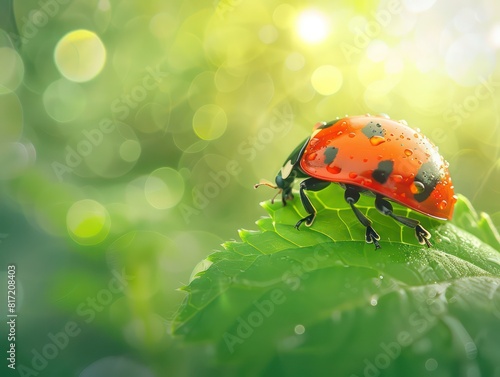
(254, 164), (296, 205)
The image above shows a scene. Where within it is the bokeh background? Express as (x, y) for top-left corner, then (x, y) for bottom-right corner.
(1, 0), (500, 375)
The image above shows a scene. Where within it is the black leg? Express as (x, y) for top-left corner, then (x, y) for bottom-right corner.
(344, 185), (381, 249)
(375, 195), (432, 247)
(294, 178), (330, 229)
(281, 187), (293, 206)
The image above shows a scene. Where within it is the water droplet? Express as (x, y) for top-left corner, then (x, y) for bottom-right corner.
(379, 275), (384, 279)
(437, 200), (447, 210)
(391, 175), (403, 183)
(369, 136), (386, 146)
(348, 132), (356, 138)
(410, 181), (425, 194)
(370, 297), (378, 306)
(349, 172), (358, 179)
(307, 152), (317, 161)
(404, 149), (413, 156)
(362, 178), (373, 186)
(432, 190), (442, 200)
(337, 131), (343, 136)
(377, 155), (383, 160)
(399, 119), (408, 125)
(327, 164), (342, 174)
(451, 195), (458, 203)
(309, 137), (320, 146)
(413, 133), (419, 138)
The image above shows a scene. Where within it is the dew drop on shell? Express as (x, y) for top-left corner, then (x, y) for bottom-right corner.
(438, 200), (448, 210)
(327, 164), (342, 174)
(391, 174), (403, 183)
(370, 136), (386, 146)
(307, 152), (317, 161)
(410, 181), (426, 194)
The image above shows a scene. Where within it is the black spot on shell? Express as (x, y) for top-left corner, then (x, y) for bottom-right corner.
(362, 121), (386, 138)
(414, 161), (440, 202)
(324, 146), (338, 164)
(372, 160), (394, 184)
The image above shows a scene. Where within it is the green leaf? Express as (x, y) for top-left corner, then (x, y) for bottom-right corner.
(172, 184), (500, 377)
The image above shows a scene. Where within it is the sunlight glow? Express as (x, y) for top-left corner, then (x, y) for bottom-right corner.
(297, 9), (330, 44)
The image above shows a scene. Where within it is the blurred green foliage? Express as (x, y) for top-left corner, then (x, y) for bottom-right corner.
(0, 0), (499, 376)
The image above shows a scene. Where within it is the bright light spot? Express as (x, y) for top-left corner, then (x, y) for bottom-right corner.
(119, 140), (141, 162)
(311, 65), (343, 95)
(489, 24), (500, 48)
(54, 29), (106, 82)
(366, 40), (389, 63)
(192, 104), (227, 140)
(370, 297), (378, 306)
(294, 324), (305, 335)
(285, 52), (305, 71)
(0, 47), (24, 94)
(297, 9), (329, 44)
(403, 0), (436, 13)
(67, 199), (110, 245)
(259, 25), (279, 44)
(145, 167), (185, 209)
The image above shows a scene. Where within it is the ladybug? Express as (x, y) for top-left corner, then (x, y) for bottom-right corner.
(255, 115), (456, 249)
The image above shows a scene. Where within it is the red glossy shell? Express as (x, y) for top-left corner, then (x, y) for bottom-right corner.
(300, 116), (456, 220)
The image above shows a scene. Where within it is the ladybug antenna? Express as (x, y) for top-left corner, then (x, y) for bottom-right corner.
(254, 179), (282, 204)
